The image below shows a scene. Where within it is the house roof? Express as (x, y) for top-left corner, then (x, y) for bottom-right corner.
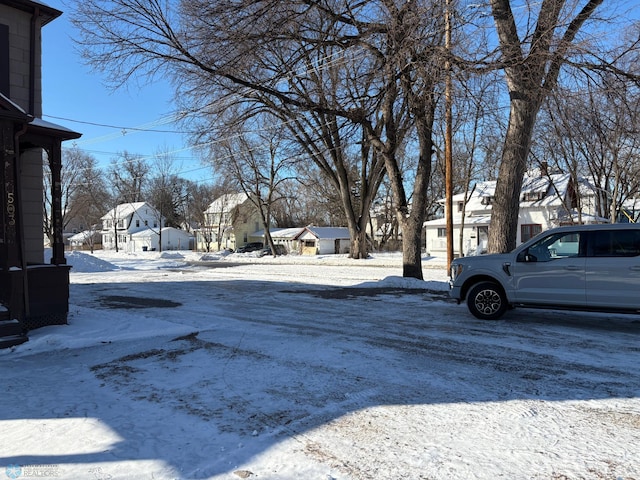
(68, 230), (99, 242)
(28, 117), (81, 141)
(444, 172), (582, 214)
(205, 193), (249, 214)
(252, 227), (305, 239)
(101, 202), (151, 220)
(1, 93), (81, 141)
(294, 226), (350, 240)
(3, 0), (62, 25)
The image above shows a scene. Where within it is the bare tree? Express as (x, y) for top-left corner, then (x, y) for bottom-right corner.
(537, 76), (640, 223)
(43, 147), (106, 245)
(68, 152), (110, 252)
(486, 0), (640, 252)
(213, 122), (297, 256)
(270, 178), (342, 228)
(448, 72), (505, 256)
(145, 150), (185, 252)
(71, 0), (448, 278)
(185, 182), (218, 252)
(108, 152), (149, 204)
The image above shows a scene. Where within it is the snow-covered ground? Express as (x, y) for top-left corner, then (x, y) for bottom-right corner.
(2, 249), (639, 480)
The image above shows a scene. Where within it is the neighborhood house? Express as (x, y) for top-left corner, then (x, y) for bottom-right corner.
(197, 193), (262, 252)
(101, 202), (163, 251)
(424, 169), (605, 257)
(130, 227), (193, 252)
(294, 226), (351, 255)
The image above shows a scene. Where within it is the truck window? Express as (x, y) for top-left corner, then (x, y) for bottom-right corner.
(591, 230), (640, 257)
(525, 232), (581, 262)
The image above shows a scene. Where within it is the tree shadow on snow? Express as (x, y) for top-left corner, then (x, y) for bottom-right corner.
(2, 277), (639, 478)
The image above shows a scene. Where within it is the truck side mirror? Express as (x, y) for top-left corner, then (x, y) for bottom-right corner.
(517, 251), (537, 262)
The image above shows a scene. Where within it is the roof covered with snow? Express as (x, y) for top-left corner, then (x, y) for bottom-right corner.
(205, 193), (249, 214)
(294, 226), (350, 240)
(101, 202), (151, 220)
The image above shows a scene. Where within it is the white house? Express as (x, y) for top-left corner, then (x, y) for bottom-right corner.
(101, 202), (164, 251)
(294, 226), (351, 255)
(130, 227), (193, 252)
(424, 170), (605, 257)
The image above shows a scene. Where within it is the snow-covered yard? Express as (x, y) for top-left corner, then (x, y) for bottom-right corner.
(1, 250), (639, 480)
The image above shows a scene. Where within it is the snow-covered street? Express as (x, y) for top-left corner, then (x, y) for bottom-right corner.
(2, 250), (639, 480)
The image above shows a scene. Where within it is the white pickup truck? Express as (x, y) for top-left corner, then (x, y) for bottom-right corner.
(449, 223), (640, 319)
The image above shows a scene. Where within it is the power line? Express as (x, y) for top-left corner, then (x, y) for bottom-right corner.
(42, 114), (189, 134)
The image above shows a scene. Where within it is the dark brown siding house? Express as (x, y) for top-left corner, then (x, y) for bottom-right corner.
(0, 0), (81, 348)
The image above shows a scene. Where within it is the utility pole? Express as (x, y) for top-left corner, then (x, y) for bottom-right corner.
(445, 0), (454, 271)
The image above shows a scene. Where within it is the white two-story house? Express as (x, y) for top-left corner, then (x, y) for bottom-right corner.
(424, 170), (605, 257)
(101, 202), (164, 251)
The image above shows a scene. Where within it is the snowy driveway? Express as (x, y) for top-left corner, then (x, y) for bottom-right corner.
(2, 252), (640, 479)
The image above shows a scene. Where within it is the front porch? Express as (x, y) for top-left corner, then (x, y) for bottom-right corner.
(1, 95), (80, 347)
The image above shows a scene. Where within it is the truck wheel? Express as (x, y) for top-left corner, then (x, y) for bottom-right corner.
(467, 282), (508, 320)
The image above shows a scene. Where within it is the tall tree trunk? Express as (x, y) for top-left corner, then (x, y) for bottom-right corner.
(399, 215), (424, 279)
(348, 224), (369, 259)
(488, 98), (539, 253)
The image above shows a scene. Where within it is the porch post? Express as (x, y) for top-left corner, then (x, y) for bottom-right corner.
(1, 121), (25, 319)
(48, 141), (66, 265)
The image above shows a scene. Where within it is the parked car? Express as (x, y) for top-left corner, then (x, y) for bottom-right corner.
(236, 242), (264, 253)
(449, 223), (640, 320)
(259, 244), (287, 257)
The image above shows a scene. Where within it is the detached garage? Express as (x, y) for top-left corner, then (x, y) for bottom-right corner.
(295, 227), (350, 255)
(130, 227), (193, 252)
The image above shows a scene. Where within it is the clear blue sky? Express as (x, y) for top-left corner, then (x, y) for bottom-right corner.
(40, 0), (213, 183)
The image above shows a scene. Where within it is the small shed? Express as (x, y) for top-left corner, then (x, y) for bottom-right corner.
(294, 227), (351, 255)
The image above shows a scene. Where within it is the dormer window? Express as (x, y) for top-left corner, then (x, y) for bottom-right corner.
(523, 191), (546, 202)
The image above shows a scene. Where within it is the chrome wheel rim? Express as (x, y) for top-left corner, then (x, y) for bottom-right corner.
(474, 289), (502, 316)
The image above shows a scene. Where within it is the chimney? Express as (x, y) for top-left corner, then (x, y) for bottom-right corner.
(540, 161), (548, 176)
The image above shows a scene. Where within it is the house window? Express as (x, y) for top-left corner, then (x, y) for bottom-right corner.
(523, 191), (545, 202)
(136, 220), (140, 227)
(481, 196), (494, 205)
(521, 224), (542, 243)
(304, 240), (315, 247)
(437, 228), (447, 238)
(457, 202), (464, 212)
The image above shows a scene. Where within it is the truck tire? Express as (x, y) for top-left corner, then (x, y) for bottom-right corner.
(467, 281), (508, 320)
